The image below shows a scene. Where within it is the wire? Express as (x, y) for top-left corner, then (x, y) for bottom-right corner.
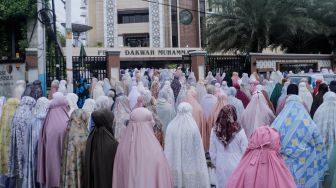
(141, 0), (214, 15)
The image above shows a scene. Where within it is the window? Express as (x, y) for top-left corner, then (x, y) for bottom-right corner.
(118, 10), (149, 24)
(171, 0), (178, 47)
(124, 34), (150, 47)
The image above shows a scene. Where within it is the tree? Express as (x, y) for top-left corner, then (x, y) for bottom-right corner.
(206, 0), (336, 53)
(0, 0), (37, 58)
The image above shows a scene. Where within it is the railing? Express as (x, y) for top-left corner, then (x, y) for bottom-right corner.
(72, 56), (107, 84)
(46, 55), (66, 87)
(206, 55), (250, 76)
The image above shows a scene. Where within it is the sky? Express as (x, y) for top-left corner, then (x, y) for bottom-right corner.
(55, 0), (84, 33)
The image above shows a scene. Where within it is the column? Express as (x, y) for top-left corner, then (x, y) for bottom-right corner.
(25, 48), (39, 83)
(149, 0), (163, 48)
(106, 50), (121, 80)
(190, 50), (206, 81)
(104, 0), (118, 47)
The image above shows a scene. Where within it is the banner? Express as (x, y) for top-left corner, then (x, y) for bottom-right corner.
(0, 63), (25, 98)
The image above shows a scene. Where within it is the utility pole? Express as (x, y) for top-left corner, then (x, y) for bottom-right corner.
(65, 0), (73, 92)
(37, 0), (46, 95)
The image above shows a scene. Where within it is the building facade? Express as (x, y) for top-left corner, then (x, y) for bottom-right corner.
(86, 0), (206, 49)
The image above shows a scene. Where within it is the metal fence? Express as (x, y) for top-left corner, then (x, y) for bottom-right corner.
(206, 55), (251, 76)
(72, 56), (107, 84)
(46, 55), (66, 87)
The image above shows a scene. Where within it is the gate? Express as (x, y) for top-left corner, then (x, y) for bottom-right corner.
(46, 55), (66, 88)
(206, 55), (250, 76)
(72, 56), (107, 84)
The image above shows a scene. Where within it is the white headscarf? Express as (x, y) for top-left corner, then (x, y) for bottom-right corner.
(164, 102), (210, 187)
(159, 81), (175, 106)
(299, 82), (313, 111)
(82, 99), (96, 115)
(13, 80), (26, 99)
(313, 91), (336, 158)
(0, 96), (7, 120)
(103, 78), (112, 95)
(58, 80), (68, 96)
(33, 97), (50, 115)
(94, 96), (111, 110)
(66, 93), (79, 115)
(195, 81), (207, 103)
(93, 81), (105, 100)
(227, 87), (244, 122)
(128, 85), (141, 110)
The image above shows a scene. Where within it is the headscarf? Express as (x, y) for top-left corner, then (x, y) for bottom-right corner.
(37, 93), (69, 187)
(0, 96), (6, 121)
(128, 85), (141, 110)
(299, 82), (313, 111)
(184, 89), (208, 151)
(133, 95), (145, 110)
(214, 105), (241, 146)
(270, 82), (283, 108)
(200, 85), (218, 120)
(0, 98), (20, 176)
(13, 80), (26, 99)
(102, 78), (112, 95)
(227, 87), (244, 122)
(215, 73), (222, 83)
(137, 81), (146, 94)
(159, 81), (175, 106)
(310, 83), (329, 117)
(113, 95), (131, 142)
(156, 87), (176, 134)
(23, 97), (49, 187)
(93, 81), (105, 100)
(313, 92), (336, 158)
(226, 126), (296, 188)
(48, 80), (59, 99)
(121, 75), (130, 96)
(60, 109), (89, 187)
(164, 103), (210, 187)
(330, 80), (336, 93)
(206, 71), (215, 84)
(207, 94), (228, 128)
(277, 84), (288, 108)
(89, 78), (98, 98)
(58, 80), (68, 96)
(272, 95), (328, 187)
(234, 84), (250, 108)
(32, 80), (43, 100)
(240, 92), (275, 139)
(150, 76), (160, 99)
(23, 83), (33, 97)
(221, 81), (229, 95)
(187, 72), (197, 86)
(112, 108), (173, 188)
(195, 81), (207, 103)
(75, 78), (89, 108)
(159, 69), (171, 86)
(8, 96), (36, 178)
(66, 93), (79, 116)
(94, 96), (111, 110)
(84, 109), (118, 188)
(241, 73), (249, 85)
(231, 72), (240, 86)
(82, 99), (96, 116)
(313, 80), (322, 96)
(265, 80), (276, 97)
(171, 76), (181, 101)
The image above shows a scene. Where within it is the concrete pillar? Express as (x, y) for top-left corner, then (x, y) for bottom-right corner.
(25, 48), (39, 83)
(190, 51), (206, 81)
(106, 50), (121, 80)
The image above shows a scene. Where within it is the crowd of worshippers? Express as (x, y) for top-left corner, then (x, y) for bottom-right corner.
(0, 67), (336, 188)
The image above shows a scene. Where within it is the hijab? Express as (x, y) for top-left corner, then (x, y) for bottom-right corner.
(113, 95), (131, 141)
(128, 85), (141, 110)
(313, 80), (322, 96)
(90, 78), (98, 98)
(187, 72), (197, 86)
(84, 109), (118, 188)
(93, 81), (105, 100)
(299, 82), (313, 111)
(58, 80), (68, 96)
(150, 76), (160, 99)
(234, 83), (250, 108)
(32, 80), (43, 100)
(195, 81), (207, 103)
(103, 78), (112, 95)
(214, 105), (241, 146)
(13, 80), (26, 99)
(112, 108), (173, 188)
(311, 83), (329, 117)
(171, 76), (182, 101)
(66, 93), (79, 116)
(48, 80), (59, 100)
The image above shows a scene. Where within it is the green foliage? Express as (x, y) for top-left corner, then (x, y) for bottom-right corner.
(57, 31), (66, 47)
(207, 0), (336, 53)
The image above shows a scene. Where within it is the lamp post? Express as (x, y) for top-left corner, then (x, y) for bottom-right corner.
(65, 0), (73, 92)
(37, 0), (46, 96)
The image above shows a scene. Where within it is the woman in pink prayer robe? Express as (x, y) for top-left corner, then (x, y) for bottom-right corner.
(37, 92), (70, 187)
(184, 88), (207, 150)
(231, 72), (240, 85)
(225, 126), (296, 188)
(240, 91), (275, 139)
(112, 107), (173, 188)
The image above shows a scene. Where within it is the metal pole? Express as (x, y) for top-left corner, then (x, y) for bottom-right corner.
(37, 0), (46, 96)
(66, 0), (73, 92)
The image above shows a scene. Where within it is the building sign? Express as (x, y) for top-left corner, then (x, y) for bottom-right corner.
(0, 63), (25, 98)
(96, 48), (201, 58)
(278, 62), (318, 73)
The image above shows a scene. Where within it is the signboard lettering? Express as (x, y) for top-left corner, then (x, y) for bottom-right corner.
(0, 63), (25, 98)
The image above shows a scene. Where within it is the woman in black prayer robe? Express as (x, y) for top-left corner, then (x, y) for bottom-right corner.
(84, 109), (118, 188)
(310, 83), (329, 118)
